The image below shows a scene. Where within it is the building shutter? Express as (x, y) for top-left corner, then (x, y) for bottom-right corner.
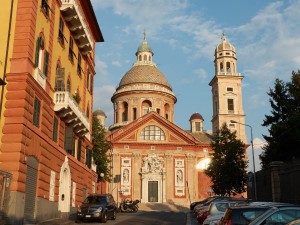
(24, 157), (38, 223)
(34, 37), (41, 67)
(43, 50), (49, 76)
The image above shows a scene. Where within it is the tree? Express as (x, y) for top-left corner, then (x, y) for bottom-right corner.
(205, 123), (248, 196)
(92, 114), (112, 181)
(261, 70), (300, 169)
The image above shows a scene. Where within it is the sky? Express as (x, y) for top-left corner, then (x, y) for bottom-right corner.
(90, 0), (300, 172)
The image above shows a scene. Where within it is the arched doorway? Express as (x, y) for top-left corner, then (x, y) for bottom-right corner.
(58, 156), (71, 215)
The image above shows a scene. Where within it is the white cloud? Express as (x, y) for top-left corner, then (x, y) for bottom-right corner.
(194, 68), (207, 80)
(112, 61), (122, 67)
(93, 85), (115, 126)
(94, 59), (109, 85)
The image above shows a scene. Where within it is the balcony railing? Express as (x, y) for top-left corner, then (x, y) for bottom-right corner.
(54, 91), (90, 136)
(60, 0), (93, 55)
(34, 68), (47, 90)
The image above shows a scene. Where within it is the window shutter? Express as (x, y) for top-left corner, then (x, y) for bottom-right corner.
(34, 37), (41, 67)
(43, 50), (49, 76)
(77, 139), (82, 160)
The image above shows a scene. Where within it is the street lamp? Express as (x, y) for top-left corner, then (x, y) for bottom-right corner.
(99, 173), (105, 194)
(230, 120), (257, 201)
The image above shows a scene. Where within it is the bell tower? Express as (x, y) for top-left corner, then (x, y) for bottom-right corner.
(209, 34), (247, 144)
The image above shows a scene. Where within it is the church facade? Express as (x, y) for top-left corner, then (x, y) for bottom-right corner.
(105, 34), (246, 206)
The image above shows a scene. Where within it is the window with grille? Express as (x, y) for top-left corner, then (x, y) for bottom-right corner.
(140, 125), (165, 141)
(33, 97), (41, 128)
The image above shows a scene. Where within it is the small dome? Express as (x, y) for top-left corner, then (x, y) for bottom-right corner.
(215, 34), (236, 54)
(189, 112), (204, 121)
(117, 65), (171, 89)
(136, 32), (153, 56)
(93, 109), (106, 117)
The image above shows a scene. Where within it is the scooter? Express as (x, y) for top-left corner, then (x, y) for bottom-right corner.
(119, 199), (140, 213)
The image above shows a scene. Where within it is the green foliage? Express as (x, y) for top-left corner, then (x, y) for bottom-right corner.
(261, 70), (300, 169)
(92, 114), (112, 182)
(205, 123), (248, 196)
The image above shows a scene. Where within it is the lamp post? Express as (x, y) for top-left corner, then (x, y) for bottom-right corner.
(230, 120), (257, 201)
(99, 173), (104, 194)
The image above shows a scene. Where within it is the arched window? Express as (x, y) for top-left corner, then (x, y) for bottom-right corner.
(149, 56), (151, 61)
(142, 100), (152, 115)
(55, 63), (65, 91)
(140, 125), (165, 141)
(143, 55), (147, 61)
(139, 55), (142, 61)
(164, 103), (170, 120)
(34, 35), (49, 76)
(122, 102), (128, 122)
(226, 62), (231, 72)
(220, 62), (224, 72)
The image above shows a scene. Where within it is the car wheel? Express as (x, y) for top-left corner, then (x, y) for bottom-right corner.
(101, 211), (107, 223)
(111, 211), (116, 220)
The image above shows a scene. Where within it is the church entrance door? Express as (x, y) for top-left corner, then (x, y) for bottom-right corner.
(148, 181), (158, 202)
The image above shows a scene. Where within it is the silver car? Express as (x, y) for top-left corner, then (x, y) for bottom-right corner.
(249, 206), (300, 225)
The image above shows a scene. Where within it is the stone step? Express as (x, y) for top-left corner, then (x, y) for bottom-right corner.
(138, 202), (189, 212)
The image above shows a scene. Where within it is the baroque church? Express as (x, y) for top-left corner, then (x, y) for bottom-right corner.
(96, 33), (246, 206)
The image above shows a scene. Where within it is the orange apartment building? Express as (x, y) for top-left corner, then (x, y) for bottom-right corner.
(0, 0), (103, 224)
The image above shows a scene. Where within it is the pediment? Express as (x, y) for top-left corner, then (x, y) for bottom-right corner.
(223, 92), (237, 96)
(108, 112), (199, 145)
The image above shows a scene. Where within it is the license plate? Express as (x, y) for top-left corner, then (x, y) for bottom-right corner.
(85, 215), (91, 218)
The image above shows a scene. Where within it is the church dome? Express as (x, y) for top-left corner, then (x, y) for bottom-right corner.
(136, 40), (153, 56)
(189, 112), (204, 121)
(117, 65), (171, 89)
(93, 109), (106, 117)
(215, 34), (236, 54)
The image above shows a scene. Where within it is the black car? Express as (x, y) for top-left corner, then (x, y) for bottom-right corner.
(76, 194), (117, 223)
(219, 205), (272, 225)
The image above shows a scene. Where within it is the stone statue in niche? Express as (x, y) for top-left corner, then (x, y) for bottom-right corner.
(142, 153), (163, 173)
(176, 169), (183, 184)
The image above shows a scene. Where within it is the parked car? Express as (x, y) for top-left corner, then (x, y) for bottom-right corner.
(249, 205), (300, 225)
(219, 205), (272, 225)
(203, 201), (238, 225)
(190, 196), (216, 210)
(76, 194), (117, 223)
(194, 196), (230, 214)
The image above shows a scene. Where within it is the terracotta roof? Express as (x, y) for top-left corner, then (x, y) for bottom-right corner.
(118, 65), (171, 89)
(189, 132), (212, 144)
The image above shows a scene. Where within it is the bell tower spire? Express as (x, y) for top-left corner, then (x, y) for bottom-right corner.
(209, 34), (247, 143)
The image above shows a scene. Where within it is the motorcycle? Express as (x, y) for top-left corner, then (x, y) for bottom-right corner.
(119, 199), (140, 213)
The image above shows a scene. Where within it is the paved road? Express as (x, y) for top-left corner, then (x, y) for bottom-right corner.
(39, 210), (199, 225)
(77, 211), (187, 225)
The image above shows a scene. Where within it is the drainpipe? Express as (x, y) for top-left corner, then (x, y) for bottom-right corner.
(0, 0), (14, 122)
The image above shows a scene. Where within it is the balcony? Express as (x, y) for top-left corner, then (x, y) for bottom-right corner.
(60, 0), (93, 55)
(54, 91), (90, 136)
(34, 68), (47, 90)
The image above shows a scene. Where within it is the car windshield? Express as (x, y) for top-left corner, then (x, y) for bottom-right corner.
(84, 196), (106, 204)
